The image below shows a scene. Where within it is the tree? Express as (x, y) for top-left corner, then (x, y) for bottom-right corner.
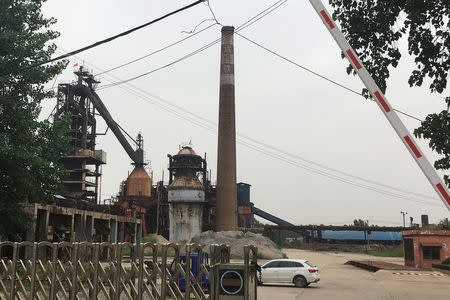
(0, 0), (69, 240)
(438, 217), (449, 229)
(329, 0), (450, 187)
(353, 219), (369, 227)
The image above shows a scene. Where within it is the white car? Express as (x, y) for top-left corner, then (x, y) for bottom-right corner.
(259, 259), (320, 288)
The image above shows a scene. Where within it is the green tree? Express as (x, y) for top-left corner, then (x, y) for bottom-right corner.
(0, 0), (69, 240)
(438, 217), (449, 229)
(329, 0), (450, 187)
(353, 219), (369, 227)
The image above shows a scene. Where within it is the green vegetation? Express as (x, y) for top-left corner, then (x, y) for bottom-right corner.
(142, 235), (158, 244)
(441, 257), (450, 265)
(275, 230), (303, 249)
(329, 0), (450, 187)
(282, 253), (288, 259)
(370, 245), (404, 257)
(0, 0), (69, 240)
(432, 263), (450, 271)
(257, 252), (268, 259)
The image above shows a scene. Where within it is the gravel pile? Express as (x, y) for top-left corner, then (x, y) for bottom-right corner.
(190, 230), (283, 259)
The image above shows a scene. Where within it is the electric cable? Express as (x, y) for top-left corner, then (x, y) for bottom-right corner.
(95, 23), (216, 76)
(1, 0), (206, 77)
(97, 0), (289, 89)
(235, 32), (424, 122)
(62, 49), (440, 206)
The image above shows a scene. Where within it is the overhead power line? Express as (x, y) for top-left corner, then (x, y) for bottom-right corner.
(1, 0), (206, 77)
(60, 51), (441, 208)
(51, 4), (440, 207)
(95, 23), (216, 76)
(97, 0), (289, 89)
(92, 1), (423, 124)
(235, 32), (424, 123)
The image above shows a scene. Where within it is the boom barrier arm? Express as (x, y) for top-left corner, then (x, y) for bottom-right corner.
(308, 0), (450, 212)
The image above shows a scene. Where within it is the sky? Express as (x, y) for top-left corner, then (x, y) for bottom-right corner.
(40, 0), (450, 227)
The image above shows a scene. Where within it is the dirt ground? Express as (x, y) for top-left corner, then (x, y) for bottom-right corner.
(257, 249), (450, 300)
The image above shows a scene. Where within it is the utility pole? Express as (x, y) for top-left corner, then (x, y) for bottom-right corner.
(400, 211), (408, 227)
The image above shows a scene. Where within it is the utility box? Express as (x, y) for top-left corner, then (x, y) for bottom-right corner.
(215, 263), (257, 300)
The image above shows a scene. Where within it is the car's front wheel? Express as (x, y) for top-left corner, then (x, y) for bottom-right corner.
(293, 276), (307, 288)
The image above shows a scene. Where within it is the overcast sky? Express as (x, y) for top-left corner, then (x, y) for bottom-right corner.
(40, 0), (450, 226)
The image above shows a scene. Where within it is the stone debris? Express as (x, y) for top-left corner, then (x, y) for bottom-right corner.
(189, 230), (284, 259)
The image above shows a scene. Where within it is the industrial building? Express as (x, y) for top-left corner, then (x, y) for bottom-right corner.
(403, 230), (450, 269)
(21, 26), (262, 244)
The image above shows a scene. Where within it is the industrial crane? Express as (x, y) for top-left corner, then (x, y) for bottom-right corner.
(72, 66), (145, 167)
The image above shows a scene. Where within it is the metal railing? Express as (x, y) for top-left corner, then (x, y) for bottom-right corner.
(0, 241), (244, 300)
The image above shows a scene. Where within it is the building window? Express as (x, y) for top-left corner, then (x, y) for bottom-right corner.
(422, 246), (440, 260)
(404, 239), (414, 261)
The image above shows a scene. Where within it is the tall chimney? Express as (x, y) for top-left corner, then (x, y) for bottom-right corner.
(216, 26), (238, 231)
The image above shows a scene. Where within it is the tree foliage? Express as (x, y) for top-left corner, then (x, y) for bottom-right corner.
(353, 219), (369, 227)
(329, 0), (450, 187)
(0, 0), (69, 240)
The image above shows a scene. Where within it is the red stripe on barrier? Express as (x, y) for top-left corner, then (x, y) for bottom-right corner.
(320, 10), (335, 29)
(436, 183), (450, 206)
(346, 50), (362, 70)
(404, 136), (422, 158)
(374, 91), (391, 113)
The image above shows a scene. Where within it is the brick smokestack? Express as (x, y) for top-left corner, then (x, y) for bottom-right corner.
(216, 26), (238, 231)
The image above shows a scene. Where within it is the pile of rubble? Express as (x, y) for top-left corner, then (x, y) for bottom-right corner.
(190, 230), (284, 259)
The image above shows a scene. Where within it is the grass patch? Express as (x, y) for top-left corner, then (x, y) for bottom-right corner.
(142, 235), (157, 244)
(257, 252), (268, 259)
(370, 245), (403, 257)
(282, 253), (288, 259)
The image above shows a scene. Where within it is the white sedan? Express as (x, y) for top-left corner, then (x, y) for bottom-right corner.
(259, 259), (320, 288)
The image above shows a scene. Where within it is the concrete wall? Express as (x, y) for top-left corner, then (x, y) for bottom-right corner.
(23, 203), (140, 244)
(168, 203), (203, 242)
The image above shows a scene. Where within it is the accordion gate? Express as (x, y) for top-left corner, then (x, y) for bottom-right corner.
(0, 242), (257, 300)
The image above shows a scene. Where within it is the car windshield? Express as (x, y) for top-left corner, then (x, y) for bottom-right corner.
(304, 261), (315, 267)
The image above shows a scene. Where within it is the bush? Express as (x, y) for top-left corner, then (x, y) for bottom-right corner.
(432, 263), (450, 270)
(441, 257), (450, 265)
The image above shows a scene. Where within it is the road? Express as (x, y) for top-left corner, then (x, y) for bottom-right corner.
(258, 249), (450, 300)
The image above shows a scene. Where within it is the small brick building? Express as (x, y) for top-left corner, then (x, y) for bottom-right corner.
(402, 230), (450, 269)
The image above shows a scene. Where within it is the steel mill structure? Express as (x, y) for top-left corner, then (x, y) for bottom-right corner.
(18, 62), (261, 247)
(19, 24), (399, 247)
(167, 146), (207, 241)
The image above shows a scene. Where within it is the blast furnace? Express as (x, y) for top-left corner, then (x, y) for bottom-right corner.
(167, 146), (207, 241)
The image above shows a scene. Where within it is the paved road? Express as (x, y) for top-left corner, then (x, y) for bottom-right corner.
(258, 249), (450, 300)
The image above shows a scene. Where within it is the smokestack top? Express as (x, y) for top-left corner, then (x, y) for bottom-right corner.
(221, 26), (235, 33)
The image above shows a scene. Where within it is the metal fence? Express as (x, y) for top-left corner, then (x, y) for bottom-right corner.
(0, 241), (257, 300)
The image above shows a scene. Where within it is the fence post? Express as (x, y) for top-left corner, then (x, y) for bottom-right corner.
(49, 243), (58, 300)
(70, 243), (79, 300)
(209, 245), (216, 300)
(9, 243), (18, 300)
(184, 245), (191, 300)
(114, 243), (123, 300)
(29, 243), (38, 299)
(161, 244), (167, 300)
(90, 243), (100, 300)
(137, 243), (144, 300)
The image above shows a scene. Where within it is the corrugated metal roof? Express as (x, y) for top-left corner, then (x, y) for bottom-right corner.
(321, 230), (402, 241)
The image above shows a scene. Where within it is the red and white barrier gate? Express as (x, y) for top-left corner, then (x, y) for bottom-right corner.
(309, 0), (450, 212)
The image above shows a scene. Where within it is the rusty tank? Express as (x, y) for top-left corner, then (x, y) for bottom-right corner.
(126, 166), (152, 197)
